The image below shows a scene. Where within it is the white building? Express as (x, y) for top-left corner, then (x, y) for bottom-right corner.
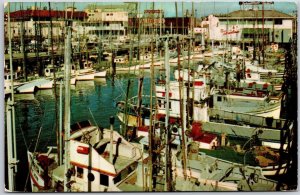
(203, 9), (294, 44)
(78, 8), (128, 40)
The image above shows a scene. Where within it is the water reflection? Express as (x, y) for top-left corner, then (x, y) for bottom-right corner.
(9, 73), (159, 191)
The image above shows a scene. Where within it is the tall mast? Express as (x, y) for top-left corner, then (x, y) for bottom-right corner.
(262, 2), (265, 65)
(191, 2), (195, 121)
(48, 2), (61, 166)
(136, 77), (144, 127)
(175, 2), (178, 34)
(186, 37), (191, 126)
(148, 2), (155, 191)
(182, 2), (184, 35)
(6, 2), (18, 191)
(20, 3), (27, 81)
(34, 2), (41, 76)
(164, 38), (172, 191)
(176, 24), (188, 181)
(63, 26), (72, 192)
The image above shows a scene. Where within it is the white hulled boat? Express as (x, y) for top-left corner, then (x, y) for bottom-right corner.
(27, 120), (142, 192)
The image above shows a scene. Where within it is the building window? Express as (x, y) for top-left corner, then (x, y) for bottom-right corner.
(110, 13), (113, 16)
(107, 13), (109, 16)
(158, 100), (162, 108)
(100, 174), (109, 186)
(274, 19), (282, 25)
(77, 167), (83, 178)
(217, 96), (222, 102)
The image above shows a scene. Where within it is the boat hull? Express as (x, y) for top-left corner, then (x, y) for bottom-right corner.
(76, 73), (95, 81)
(94, 70), (107, 78)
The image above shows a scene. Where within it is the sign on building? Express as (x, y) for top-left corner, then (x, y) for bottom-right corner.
(220, 25), (239, 35)
(143, 9), (164, 25)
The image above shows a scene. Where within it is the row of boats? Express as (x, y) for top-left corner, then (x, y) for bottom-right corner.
(4, 61), (107, 96)
(25, 35), (292, 192)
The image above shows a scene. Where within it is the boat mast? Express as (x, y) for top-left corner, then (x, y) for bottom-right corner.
(176, 22), (188, 182)
(186, 24), (192, 125)
(136, 77), (144, 128)
(109, 116), (114, 163)
(123, 80), (131, 136)
(34, 2), (41, 76)
(20, 2), (27, 81)
(6, 2), (18, 191)
(191, 2), (195, 121)
(148, 2), (155, 191)
(175, 2), (178, 35)
(63, 25), (72, 192)
(182, 2), (184, 35)
(164, 38), (172, 191)
(48, 2), (61, 166)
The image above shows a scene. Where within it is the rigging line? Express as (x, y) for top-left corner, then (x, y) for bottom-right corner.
(16, 121), (29, 150)
(23, 100), (51, 191)
(24, 125), (43, 192)
(88, 107), (99, 127)
(41, 124), (56, 149)
(115, 78), (128, 97)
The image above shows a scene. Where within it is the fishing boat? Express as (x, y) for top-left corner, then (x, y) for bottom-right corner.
(72, 62), (95, 81)
(212, 81), (282, 119)
(75, 71), (95, 81)
(136, 136), (278, 191)
(44, 65), (56, 77)
(27, 26), (143, 192)
(196, 135), (290, 177)
(15, 78), (54, 94)
(4, 72), (21, 97)
(114, 56), (128, 64)
(27, 120), (142, 192)
(116, 78), (211, 126)
(94, 70), (107, 78)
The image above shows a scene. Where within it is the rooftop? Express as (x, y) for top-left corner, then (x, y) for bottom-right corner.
(5, 9), (87, 21)
(219, 9), (294, 19)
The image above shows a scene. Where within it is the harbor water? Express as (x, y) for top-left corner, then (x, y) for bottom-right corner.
(6, 69), (176, 191)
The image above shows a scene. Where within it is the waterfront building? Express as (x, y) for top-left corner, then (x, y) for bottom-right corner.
(4, 6), (86, 42)
(201, 9), (295, 45)
(77, 5), (132, 42)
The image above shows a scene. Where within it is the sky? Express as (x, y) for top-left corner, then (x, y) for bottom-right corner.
(4, 1), (298, 18)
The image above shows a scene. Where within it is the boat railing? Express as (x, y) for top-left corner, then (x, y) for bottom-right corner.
(209, 108), (285, 129)
(128, 95), (156, 110)
(46, 146), (57, 155)
(30, 153), (45, 175)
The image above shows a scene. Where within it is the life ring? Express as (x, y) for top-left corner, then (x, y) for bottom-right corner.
(210, 87), (215, 95)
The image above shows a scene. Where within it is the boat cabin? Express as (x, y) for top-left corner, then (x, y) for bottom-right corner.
(44, 65), (55, 77)
(67, 121), (141, 191)
(4, 72), (18, 81)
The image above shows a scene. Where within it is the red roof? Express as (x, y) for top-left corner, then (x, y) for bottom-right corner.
(190, 122), (203, 140)
(195, 133), (217, 144)
(6, 10), (87, 20)
(156, 113), (180, 124)
(138, 126), (149, 132)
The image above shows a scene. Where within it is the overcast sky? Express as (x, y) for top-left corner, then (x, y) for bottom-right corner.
(5, 1), (298, 18)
